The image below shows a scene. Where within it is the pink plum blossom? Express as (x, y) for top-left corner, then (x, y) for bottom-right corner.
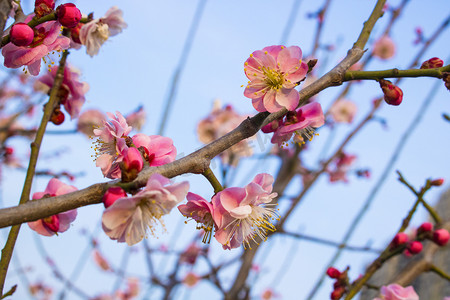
(327, 152), (357, 183)
(80, 6), (127, 57)
(93, 111), (131, 178)
(102, 174), (189, 246)
(262, 102), (324, 147)
(28, 178), (78, 236)
(212, 173), (278, 250)
(132, 134), (176, 167)
(178, 192), (215, 243)
(36, 64), (89, 119)
(244, 45), (308, 113)
(373, 284), (419, 300)
(372, 35), (396, 60)
(329, 99), (357, 123)
(2, 17), (70, 76)
(182, 272), (200, 288)
(77, 109), (106, 137)
(125, 106), (146, 131)
(197, 100), (253, 166)
(92, 249), (112, 271)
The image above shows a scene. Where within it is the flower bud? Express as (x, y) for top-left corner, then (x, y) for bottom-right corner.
(433, 229), (450, 246)
(121, 147), (144, 182)
(379, 79), (403, 106)
(70, 22), (83, 44)
(391, 232), (409, 248)
(330, 286), (345, 300)
(326, 267), (342, 279)
(57, 3), (81, 28)
(4, 147), (14, 155)
(407, 241), (423, 254)
(50, 107), (65, 125)
(417, 222), (433, 234)
(443, 73), (450, 91)
(42, 215), (60, 232)
(10, 23), (35, 47)
(430, 178), (444, 186)
(102, 187), (127, 208)
(420, 57), (444, 69)
(34, 0), (55, 18)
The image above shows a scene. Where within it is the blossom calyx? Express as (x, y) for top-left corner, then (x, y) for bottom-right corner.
(57, 3), (82, 28)
(420, 57), (444, 69)
(379, 79), (403, 106)
(10, 23), (34, 47)
(433, 228), (450, 246)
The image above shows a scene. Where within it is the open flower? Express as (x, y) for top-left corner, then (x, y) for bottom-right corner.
(373, 284), (419, 300)
(102, 174), (189, 246)
(132, 134), (176, 167)
(93, 111), (131, 178)
(262, 102), (324, 147)
(372, 35), (396, 60)
(28, 178), (78, 236)
(244, 45), (308, 113)
(212, 173), (278, 250)
(329, 99), (357, 123)
(178, 192), (215, 243)
(2, 16), (70, 76)
(36, 64), (89, 119)
(77, 109), (106, 137)
(80, 6), (127, 57)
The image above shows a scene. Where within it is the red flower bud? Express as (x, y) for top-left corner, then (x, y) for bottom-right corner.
(70, 22), (83, 44)
(123, 147), (144, 173)
(407, 241), (423, 254)
(417, 222), (433, 234)
(420, 57), (444, 69)
(4, 147), (14, 155)
(50, 108), (65, 125)
(433, 229), (450, 246)
(102, 187), (127, 208)
(330, 286), (345, 300)
(57, 3), (81, 28)
(430, 178), (444, 186)
(391, 232), (409, 248)
(443, 73), (450, 91)
(326, 267), (342, 279)
(34, 0), (55, 18)
(379, 79), (403, 106)
(10, 23), (34, 47)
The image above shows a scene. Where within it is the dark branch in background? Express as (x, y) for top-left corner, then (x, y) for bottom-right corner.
(0, 0), (11, 37)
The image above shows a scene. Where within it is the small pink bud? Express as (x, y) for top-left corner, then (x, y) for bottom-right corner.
(417, 222), (434, 234)
(4, 147), (14, 155)
(123, 147), (144, 173)
(56, 3), (81, 28)
(330, 286), (345, 300)
(103, 187), (127, 208)
(420, 57), (444, 69)
(391, 232), (409, 248)
(379, 79), (403, 106)
(50, 108), (65, 125)
(10, 23), (34, 47)
(430, 178), (444, 186)
(407, 241), (423, 254)
(70, 22), (83, 44)
(34, 0), (55, 18)
(433, 229), (450, 246)
(42, 215), (60, 232)
(326, 267), (341, 279)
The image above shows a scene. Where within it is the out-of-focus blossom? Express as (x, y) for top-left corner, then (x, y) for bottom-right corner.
(327, 152), (357, 183)
(182, 272), (200, 288)
(93, 111), (131, 178)
(29, 282), (53, 300)
(262, 102), (324, 147)
(178, 192), (215, 243)
(92, 249), (111, 271)
(2, 146), (22, 168)
(27, 178), (77, 236)
(132, 133), (176, 167)
(379, 79), (403, 106)
(80, 6), (127, 56)
(102, 174), (189, 246)
(2, 16), (70, 76)
(262, 288), (280, 300)
(36, 65), (89, 119)
(329, 99), (357, 123)
(116, 278), (139, 300)
(197, 100), (253, 166)
(213, 173), (278, 250)
(125, 106), (146, 131)
(373, 284), (419, 300)
(433, 228), (450, 246)
(372, 35), (396, 60)
(244, 45), (308, 113)
(179, 243), (202, 265)
(420, 57), (444, 69)
(77, 109), (106, 137)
